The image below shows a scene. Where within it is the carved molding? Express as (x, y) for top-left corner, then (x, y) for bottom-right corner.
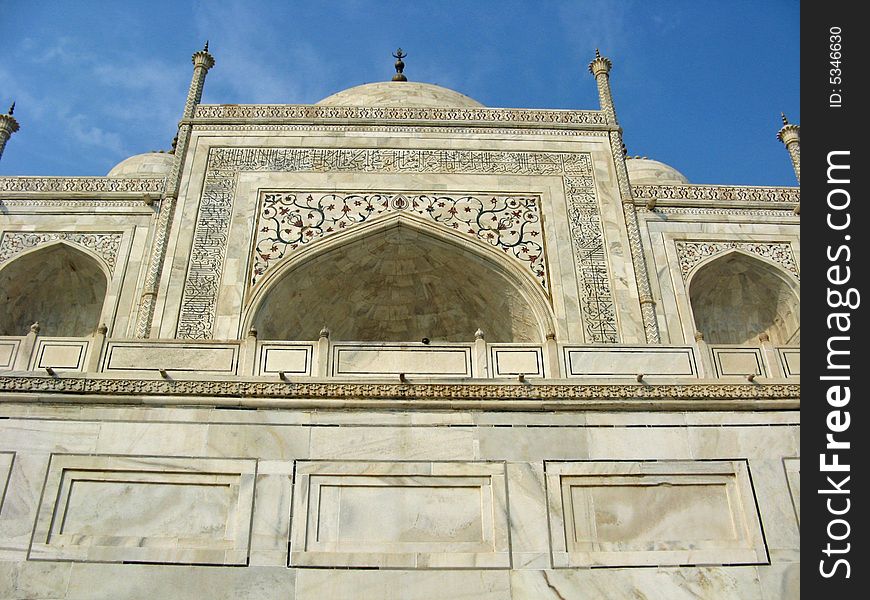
(0, 231), (122, 274)
(252, 191), (547, 290)
(675, 240), (800, 281)
(0, 375), (800, 410)
(193, 123), (611, 137)
(193, 104), (609, 127)
(179, 147), (617, 344)
(0, 199), (147, 209)
(637, 206), (796, 218)
(0, 177), (165, 194)
(632, 184), (799, 204)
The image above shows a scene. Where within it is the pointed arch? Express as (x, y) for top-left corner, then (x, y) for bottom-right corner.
(687, 249), (799, 345)
(0, 242), (109, 336)
(244, 213), (555, 342)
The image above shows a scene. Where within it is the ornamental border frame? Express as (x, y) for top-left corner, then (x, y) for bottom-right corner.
(177, 147), (618, 344)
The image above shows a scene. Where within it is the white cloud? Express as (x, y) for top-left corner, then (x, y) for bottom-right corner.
(66, 113), (128, 156)
(191, 1), (336, 103)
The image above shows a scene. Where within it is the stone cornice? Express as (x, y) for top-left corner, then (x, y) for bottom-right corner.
(631, 184), (800, 205)
(0, 375), (799, 412)
(0, 177), (165, 196)
(190, 104), (611, 130)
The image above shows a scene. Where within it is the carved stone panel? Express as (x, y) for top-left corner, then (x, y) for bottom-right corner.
(546, 460), (767, 567)
(251, 191), (547, 290)
(0, 231), (122, 274)
(290, 461), (510, 568)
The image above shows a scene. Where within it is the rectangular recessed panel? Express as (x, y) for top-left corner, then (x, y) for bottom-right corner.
(258, 344), (313, 375)
(332, 345), (472, 377)
(291, 461), (509, 568)
(103, 342), (239, 373)
(316, 483), (484, 545)
(711, 347), (765, 377)
(490, 346), (544, 377)
(564, 346), (697, 377)
(30, 455), (255, 565)
(568, 482), (735, 544)
(546, 461), (767, 567)
(0, 340), (19, 370)
(32, 339), (88, 370)
(778, 348), (800, 377)
(61, 479), (234, 540)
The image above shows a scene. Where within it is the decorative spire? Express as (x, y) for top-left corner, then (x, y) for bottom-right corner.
(0, 99), (21, 162)
(192, 40), (215, 72)
(588, 48), (612, 76)
(392, 48), (407, 82)
(776, 112), (800, 183)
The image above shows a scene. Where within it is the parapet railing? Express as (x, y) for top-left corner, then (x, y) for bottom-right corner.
(0, 330), (799, 382)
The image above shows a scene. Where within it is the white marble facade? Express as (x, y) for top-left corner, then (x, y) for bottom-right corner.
(0, 48), (799, 599)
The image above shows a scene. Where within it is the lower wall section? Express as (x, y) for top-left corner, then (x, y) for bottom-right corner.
(0, 404), (800, 599)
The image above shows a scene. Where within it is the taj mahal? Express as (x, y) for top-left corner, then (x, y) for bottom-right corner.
(0, 45), (799, 599)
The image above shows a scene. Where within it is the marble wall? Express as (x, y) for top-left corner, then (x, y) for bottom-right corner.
(0, 404), (799, 599)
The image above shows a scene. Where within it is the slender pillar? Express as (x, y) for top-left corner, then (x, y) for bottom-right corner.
(777, 113), (800, 183)
(0, 103), (20, 162)
(588, 51), (661, 344)
(543, 331), (562, 379)
(13, 322), (39, 371)
(135, 43), (215, 338)
(315, 327), (331, 377)
(473, 328), (487, 378)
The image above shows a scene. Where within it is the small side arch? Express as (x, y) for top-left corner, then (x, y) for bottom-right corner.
(687, 249), (799, 345)
(0, 241), (109, 336)
(243, 212), (555, 342)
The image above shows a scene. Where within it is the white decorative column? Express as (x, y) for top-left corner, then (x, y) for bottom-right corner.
(777, 113), (800, 183)
(135, 43), (215, 338)
(588, 51), (661, 344)
(0, 103), (20, 162)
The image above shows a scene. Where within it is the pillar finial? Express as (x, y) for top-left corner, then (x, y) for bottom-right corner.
(192, 41), (215, 71)
(588, 48), (612, 76)
(776, 112), (800, 183)
(0, 100), (21, 162)
(392, 48), (407, 82)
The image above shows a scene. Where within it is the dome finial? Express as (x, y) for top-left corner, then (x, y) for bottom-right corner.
(7, 101), (14, 115)
(392, 48), (407, 82)
(781, 112), (788, 126)
(204, 40), (209, 52)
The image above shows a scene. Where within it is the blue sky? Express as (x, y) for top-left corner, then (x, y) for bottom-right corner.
(1, 1), (799, 185)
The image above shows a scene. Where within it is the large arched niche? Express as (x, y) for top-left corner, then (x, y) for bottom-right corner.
(0, 242), (109, 337)
(248, 218), (552, 343)
(688, 250), (799, 345)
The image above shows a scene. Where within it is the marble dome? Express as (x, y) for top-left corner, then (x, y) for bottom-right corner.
(107, 152), (175, 178)
(316, 81), (484, 108)
(625, 157), (690, 185)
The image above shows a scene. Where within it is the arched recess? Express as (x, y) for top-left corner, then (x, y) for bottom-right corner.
(246, 214), (554, 342)
(688, 250), (799, 345)
(0, 242), (109, 336)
